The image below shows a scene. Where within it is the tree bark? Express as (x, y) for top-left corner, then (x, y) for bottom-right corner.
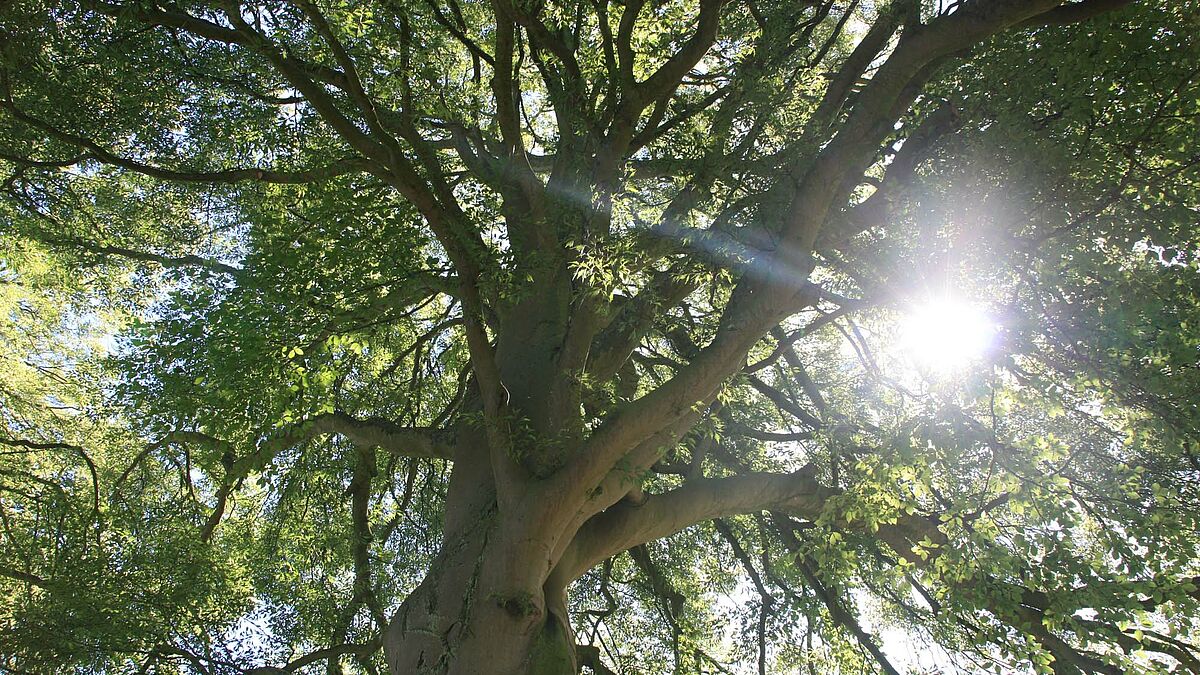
(382, 418), (579, 675)
(383, 505), (580, 675)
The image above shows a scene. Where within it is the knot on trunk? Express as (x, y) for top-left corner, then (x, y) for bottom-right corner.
(492, 590), (542, 619)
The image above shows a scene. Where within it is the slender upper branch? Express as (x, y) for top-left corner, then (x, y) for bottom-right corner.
(306, 411), (457, 461)
(243, 640), (382, 675)
(161, 412), (454, 540)
(5, 191), (243, 275)
(1022, 0), (1135, 26)
(0, 99), (371, 185)
(0, 563), (50, 589)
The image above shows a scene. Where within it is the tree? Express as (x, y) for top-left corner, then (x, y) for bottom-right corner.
(1, 0), (1199, 672)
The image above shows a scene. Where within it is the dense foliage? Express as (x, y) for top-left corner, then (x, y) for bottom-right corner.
(1, 0), (1198, 673)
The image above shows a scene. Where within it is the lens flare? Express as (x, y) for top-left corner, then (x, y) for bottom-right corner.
(899, 298), (997, 373)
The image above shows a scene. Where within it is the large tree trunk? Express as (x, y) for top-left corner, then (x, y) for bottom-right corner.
(383, 512), (579, 675)
(383, 423), (579, 675)
(385, 562), (577, 675)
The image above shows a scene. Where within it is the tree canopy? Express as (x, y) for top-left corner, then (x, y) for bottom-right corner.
(1, 0), (1199, 673)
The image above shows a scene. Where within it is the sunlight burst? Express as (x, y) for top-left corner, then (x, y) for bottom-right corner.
(899, 298), (997, 373)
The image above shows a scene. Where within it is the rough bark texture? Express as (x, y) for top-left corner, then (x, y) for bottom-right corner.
(383, 459), (577, 673)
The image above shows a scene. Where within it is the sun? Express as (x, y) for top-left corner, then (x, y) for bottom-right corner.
(899, 297), (997, 373)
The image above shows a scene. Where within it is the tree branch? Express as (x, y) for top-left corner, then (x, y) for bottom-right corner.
(244, 640), (381, 675)
(1020, 0), (1135, 27)
(558, 466), (832, 581)
(162, 414), (454, 541)
(307, 411), (457, 460)
(0, 98), (370, 185)
(0, 563), (50, 589)
(2, 190), (243, 275)
(774, 522), (901, 675)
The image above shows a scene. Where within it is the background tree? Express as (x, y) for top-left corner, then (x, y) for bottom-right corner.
(1, 0), (1199, 673)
